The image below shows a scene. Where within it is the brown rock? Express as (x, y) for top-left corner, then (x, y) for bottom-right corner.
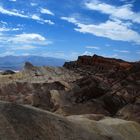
(117, 104), (140, 123)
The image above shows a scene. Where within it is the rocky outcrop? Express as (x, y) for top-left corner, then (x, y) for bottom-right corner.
(71, 76), (109, 102)
(63, 54), (140, 122)
(0, 101), (140, 140)
(0, 81), (69, 111)
(0, 54), (139, 126)
(24, 62), (35, 70)
(0, 55), (139, 139)
(117, 104), (140, 123)
(64, 54), (133, 73)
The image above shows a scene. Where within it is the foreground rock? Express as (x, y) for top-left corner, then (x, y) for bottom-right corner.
(0, 101), (140, 140)
(0, 101), (106, 140)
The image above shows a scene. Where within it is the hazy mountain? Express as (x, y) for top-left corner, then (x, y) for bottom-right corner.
(0, 55), (66, 70)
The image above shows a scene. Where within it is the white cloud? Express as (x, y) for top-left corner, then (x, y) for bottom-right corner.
(41, 51), (79, 60)
(31, 14), (54, 25)
(119, 0), (135, 3)
(0, 21), (22, 33)
(0, 6), (54, 25)
(82, 51), (93, 56)
(0, 33), (52, 55)
(0, 27), (20, 32)
(0, 21), (8, 25)
(11, 45), (36, 50)
(120, 0), (127, 1)
(103, 54), (119, 58)
(62, 17), (140, 44)
(8, 33), (46, 44)
(30, 3), (38, 6)
(0, 21), (21, 32)
(31, 14), (41, 20)
(0, 51), (15, 57)
(85, 0), (140, 24)
(44, 20), (55, 25)
(114, 49), (130, 53)
(0, 6), (28, 18)
(40, 8), (54, 16)
(0, 27), (10, 32)
(61, 17), (78, 24)
(9, 0), (16, 2)
(0, 20), (22, 32)
(0, 32), (52, 47)
(86, 46), (100, 50)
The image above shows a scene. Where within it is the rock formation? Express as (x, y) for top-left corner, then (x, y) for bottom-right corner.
(63, 54), (140, 122)
(64, 54), (133, 72)
(0, 54), (139, 139)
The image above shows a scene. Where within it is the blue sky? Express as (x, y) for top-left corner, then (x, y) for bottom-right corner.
(0, 0), (140, 61)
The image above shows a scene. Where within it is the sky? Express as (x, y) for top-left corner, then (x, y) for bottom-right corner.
(0, 0), (140, 61)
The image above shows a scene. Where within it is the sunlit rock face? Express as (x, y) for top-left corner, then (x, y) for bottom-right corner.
(64, 54), (133, 72)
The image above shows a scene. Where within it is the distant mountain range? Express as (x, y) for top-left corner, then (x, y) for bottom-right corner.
(0, 55), (66, 71)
